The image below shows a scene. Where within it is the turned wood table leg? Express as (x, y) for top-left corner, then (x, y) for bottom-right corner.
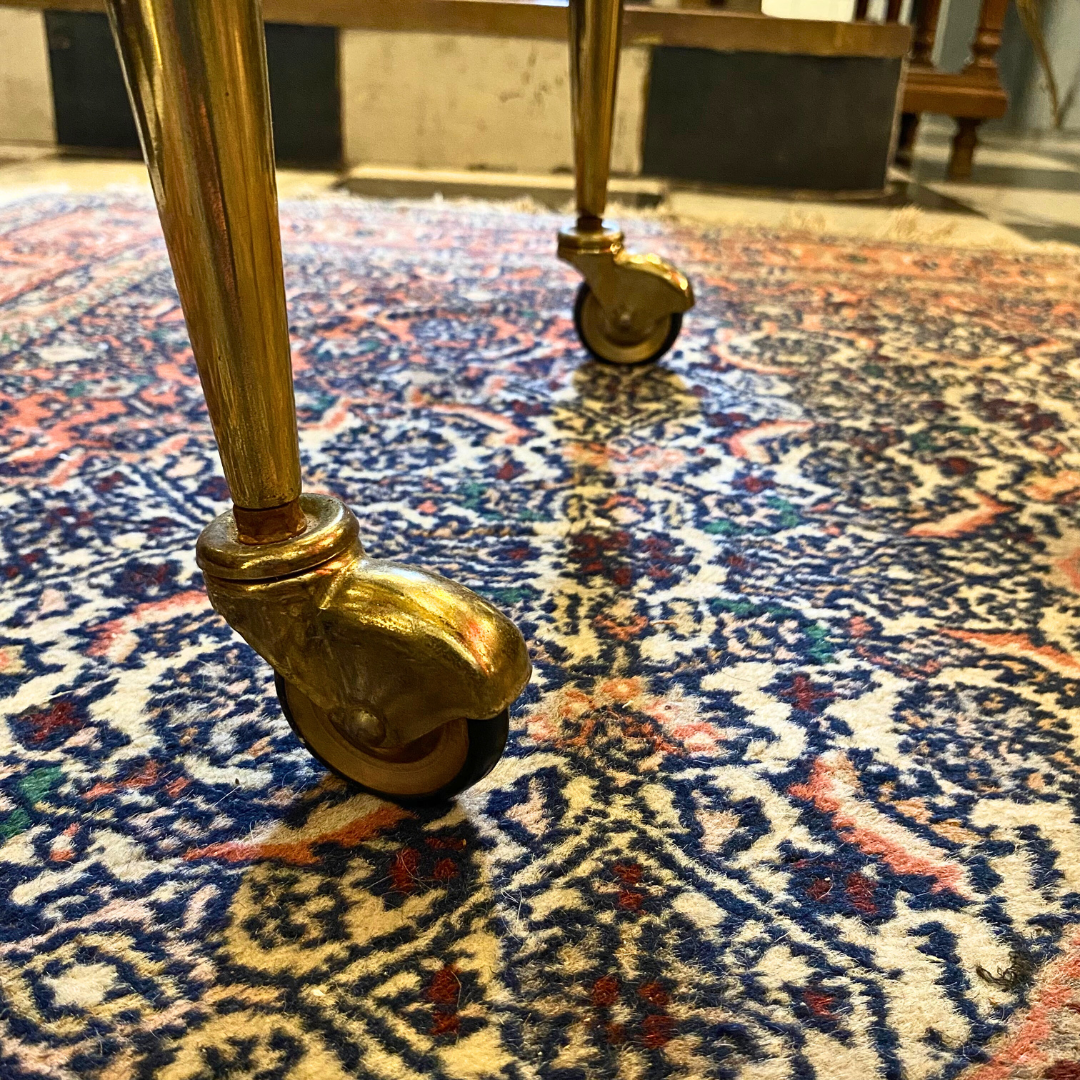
(948, 118), (981, 180)
(895, 0), (942, 167)
(947, 0), (1007, 179)
(911, 0), (944, 65)
(895, 112), (921, 167)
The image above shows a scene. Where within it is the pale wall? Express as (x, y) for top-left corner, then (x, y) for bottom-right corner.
(341, 30), (649, 174)
(997, 0), (1080, 131)
(761, 0), (856, 22)
(0, 8), (54, 144)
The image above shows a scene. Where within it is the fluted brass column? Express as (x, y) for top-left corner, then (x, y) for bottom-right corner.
(568, 0), (622, 229)
(107, 0), (304, 541)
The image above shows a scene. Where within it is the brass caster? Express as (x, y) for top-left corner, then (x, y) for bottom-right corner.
(558, 221), (695, 367)
(275, 675), (510, 804)
(196, 493), (531, 804)
(574, 282), (683, 367)
(105, 0), (528, 806)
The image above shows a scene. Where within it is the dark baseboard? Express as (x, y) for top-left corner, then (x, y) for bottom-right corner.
(265, 23), (341, 168)
(43, 12), (342, 168)
(45, 11), (139, 152)
(643, 48), (902, 192)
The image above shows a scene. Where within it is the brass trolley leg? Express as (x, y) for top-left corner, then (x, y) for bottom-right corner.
(107, 0), (530, 803)
(559, 0), (695, 365)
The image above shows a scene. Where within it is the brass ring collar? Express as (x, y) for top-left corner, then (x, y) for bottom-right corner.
(557, 221), (624, 257)
(196, 493), (360, 582)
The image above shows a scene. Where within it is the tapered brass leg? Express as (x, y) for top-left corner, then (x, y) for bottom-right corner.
(559, 0), (694, 365)
(107, 0), (530, 802)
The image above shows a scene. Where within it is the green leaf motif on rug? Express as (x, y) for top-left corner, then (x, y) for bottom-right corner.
(494, 586), (537, 604)
(0, 807), (31, 840)
(709, 598), (834, 663)
(766, 497), (801, 529)
(909, 430), (940, 452)
(703, 519), (742, 535)
(19, 765), (63, 807)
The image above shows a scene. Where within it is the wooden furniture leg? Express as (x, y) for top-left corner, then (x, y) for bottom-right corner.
(966, 0), (1009, 81)
(910, 0), (943, 63)
(946, 0), (1007, 179)
(901, 0), (1007, 177)
(948, 117), (981, 179)
(895, 112), (921, 167)
(894, 0), (940, 167)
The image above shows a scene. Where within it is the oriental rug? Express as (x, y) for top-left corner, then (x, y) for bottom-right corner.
(1, 192), (1080, 1080)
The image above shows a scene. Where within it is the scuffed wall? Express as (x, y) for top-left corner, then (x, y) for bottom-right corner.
(341, 31), (649, 174)
(0, 8), (55, 145)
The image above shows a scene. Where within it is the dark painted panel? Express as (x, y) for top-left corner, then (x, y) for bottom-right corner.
(44, 13), (341, 167)
(265, 23), (341, 167)
(643, 49), (902, 191)
(45, 11), (139, 152)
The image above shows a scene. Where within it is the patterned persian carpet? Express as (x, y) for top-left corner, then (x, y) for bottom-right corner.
(3, 193), (1080, 1080)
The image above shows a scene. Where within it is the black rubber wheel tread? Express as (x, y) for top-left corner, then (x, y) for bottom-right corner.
(572, 281), (683, 366)
(274, 671), (510, 806)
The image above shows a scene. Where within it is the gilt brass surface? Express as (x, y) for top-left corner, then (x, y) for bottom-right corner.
(197, 493), (360, 582)
(232, 501), (308, 544)
(279, 681), (471, 797)
(108, 0), (531, 793)
(107, 0), (301, 514)
(575, 282), (678, 366)
(568, 0), (621, 225)
(558, 223), (695, 364)
(198, 495), (532, 752)
(562, 0), (695, 362)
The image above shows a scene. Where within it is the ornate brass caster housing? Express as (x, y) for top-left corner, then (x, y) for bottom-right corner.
(106, 0), (531, 802)
(558, 223), (695, 365)
(562, 0), (696, 365)
(198, 495), (530, 801)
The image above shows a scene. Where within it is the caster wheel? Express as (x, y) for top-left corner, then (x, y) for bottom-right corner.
(274, 672), (509, 805)
(573, 281), (683, 366)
